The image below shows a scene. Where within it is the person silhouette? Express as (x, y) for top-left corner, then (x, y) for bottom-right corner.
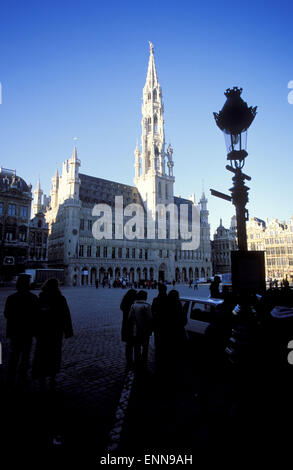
(120, 289), (137, 367)
(32, 278), (73, 390)
(4, 274), (39, 387)
(128, 290), (153, 369)
(151, 283), (168, 361)
(210, 276), (222, 298)
(164, 290), (187, 360)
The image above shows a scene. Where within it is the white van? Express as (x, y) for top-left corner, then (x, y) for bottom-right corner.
(181, 296), (224, 337)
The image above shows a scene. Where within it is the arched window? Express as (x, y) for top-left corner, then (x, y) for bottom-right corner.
(148, 92), (151, 100)
(147, 117), (151, 133)
(153, 89), (157, 101)
(155, 146), (159, 170)
(154, 115), (158, 133)
(146, 151), (151, 171)
(165, 184), (168, 198)
(158, 182), (162, 198)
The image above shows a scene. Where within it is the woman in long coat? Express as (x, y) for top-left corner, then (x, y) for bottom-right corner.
(120, 289), (137, 366)
(33, 278), (73, 388)
(163, 289), (187, 363)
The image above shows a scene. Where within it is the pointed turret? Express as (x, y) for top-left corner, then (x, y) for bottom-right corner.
(72, 145), (78, 162)
(50, 169), (59, 209)
(33, 179), (44, 216)
(200, 191), (208, 211)
(145, 42), (159, 89)
(68, 145), (81, 200)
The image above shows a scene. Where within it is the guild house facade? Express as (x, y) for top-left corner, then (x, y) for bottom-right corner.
(247, 216), (293, 282)
(0, 168), (32, 278)
(42, 44), (212, 286)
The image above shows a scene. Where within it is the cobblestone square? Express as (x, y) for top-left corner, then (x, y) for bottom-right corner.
(0, 284), (211, 465)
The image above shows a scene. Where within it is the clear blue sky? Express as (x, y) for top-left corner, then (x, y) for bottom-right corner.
(0, 0), (292, 234)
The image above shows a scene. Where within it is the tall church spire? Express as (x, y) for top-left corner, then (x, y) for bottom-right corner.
(134, 43), (175, 215)
(140, 42), (166, 177)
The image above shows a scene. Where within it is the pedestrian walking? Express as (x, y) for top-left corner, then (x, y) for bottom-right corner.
(32, 278), (73, 390)
(120, 289), (137, 367)
(194, 279), (198, 290)
(128, 290), (153, 369)
(95, 278), (99, 289)
(210, 275), (222, 298)
(4, 274), (40, 387)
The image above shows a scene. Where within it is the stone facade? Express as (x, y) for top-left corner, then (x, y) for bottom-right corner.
(27, 211), (48, 268)
(43, 44), (212, 286)
(247, 216), (293, 282)
(0, 167), (32, 278)
(211, 217), (237, 275)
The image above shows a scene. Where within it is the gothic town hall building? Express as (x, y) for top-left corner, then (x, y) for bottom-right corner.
(40, 44), (212, 286)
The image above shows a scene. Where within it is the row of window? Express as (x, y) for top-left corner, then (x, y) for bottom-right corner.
(249, 233), (293, 244)
(266, 258), (291, 266)
(0, 203), (28, 218)
(78, 246), (149, 260)
(265, 247), (291, 255)
(0, 225), (28, 242)
(80, 219), (92, 231)
(29, 248), (47, 260)
(213, 242), (232, 251)
(80, 218), (184, 240)
(175, 250), (207, 261)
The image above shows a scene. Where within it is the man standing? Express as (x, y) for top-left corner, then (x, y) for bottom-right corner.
(4, 274), (39, 386)
(128, 290), (153, 369)
(151, 283), (168, 360)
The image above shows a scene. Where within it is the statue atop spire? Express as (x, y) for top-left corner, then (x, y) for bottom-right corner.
(149, 41), (154, 54)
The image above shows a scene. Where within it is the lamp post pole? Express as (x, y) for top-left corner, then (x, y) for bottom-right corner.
(230, 168), (249, 251)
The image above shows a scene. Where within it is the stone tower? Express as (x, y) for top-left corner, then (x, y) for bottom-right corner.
(134, 42), (175, 216)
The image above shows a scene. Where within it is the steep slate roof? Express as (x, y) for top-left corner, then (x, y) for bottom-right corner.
(79, 173), (194, 225)
(79, 173), (144, 208)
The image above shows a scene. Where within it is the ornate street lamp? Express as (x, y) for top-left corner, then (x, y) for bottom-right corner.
(214, 86), (257, 168)
(213, 87), (257, 250)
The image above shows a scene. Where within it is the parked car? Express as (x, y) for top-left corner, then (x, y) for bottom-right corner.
(180, 296), (225, 338)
